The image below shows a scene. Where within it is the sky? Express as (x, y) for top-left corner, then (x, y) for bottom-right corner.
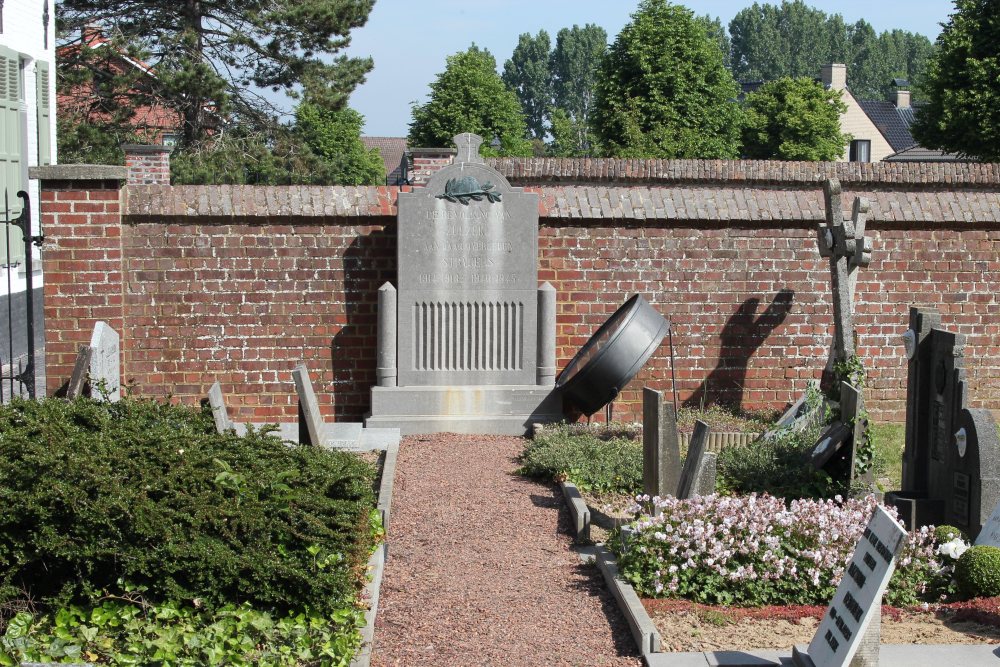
(336, 0), (955, 138)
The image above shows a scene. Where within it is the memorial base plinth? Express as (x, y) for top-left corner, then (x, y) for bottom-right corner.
(884, 491), (945, 531)
(365, 385), (562, 435)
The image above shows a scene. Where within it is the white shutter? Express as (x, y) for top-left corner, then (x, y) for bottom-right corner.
(0, 46), (25, 264)
(36, 60), (52, 166)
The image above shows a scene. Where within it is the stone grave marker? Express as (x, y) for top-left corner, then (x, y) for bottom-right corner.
(65, 345), (93, 399)
(676, 419), (717, 499)
(293, 363), (325, 446)
(643, 387), (681, 498)
(817, 179), (872, 376)
(88, 321), (120, 402)
(792, 505), (907, 667)
(886, 309), (1000, 539)
(208, 381), (238, 434)
(975, 499), (1000, 547)
(808, 382), (872, 493)
(367, 133), (560, 435)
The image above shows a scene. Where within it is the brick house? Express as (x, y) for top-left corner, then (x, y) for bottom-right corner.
(56, 26), (185, 148)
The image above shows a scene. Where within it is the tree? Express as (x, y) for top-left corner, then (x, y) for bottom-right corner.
(911, 0), (1000, 161)
(729, 2), (934, 101)
(295, 103), (385, 185)
(409, 46), (531, 156)
(549, 24), (607, 156)
(592, 0), (743, 158)
(502, 31), (552, 140)
(57, 0), (376, 145)
(742, 77), (849, 160)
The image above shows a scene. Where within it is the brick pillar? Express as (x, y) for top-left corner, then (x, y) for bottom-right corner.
(122, 144), (172, 185)
(29, 165), (127, 396)
(407, 147), (457, 186)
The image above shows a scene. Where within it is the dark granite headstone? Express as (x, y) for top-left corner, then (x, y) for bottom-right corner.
(66, 345), (92, 399)
(887, 312), (1000, 539)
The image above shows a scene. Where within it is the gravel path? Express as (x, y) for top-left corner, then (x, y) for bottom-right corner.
(372, 433), (642, 667)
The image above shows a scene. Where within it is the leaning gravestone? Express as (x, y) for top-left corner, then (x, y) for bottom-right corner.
(792, 505), (907, 667)
(366, 133), (561, 435)
(886, 307), (1000, 540)
(65, 346), (93, 399)
(643, 388), (682, 498)
(88, 321), (120, 402)
(676, 420), (717, 499)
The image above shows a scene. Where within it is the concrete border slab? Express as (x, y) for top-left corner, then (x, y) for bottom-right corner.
(559, 481), (591, 542)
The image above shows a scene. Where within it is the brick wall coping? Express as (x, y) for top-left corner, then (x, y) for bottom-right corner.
(30, 164), (128, 182)
(121, 144), (172, 155)
(485, 157), (1000, 186)
(124, 183), (1000, 226)
(409, 147), (457, 156)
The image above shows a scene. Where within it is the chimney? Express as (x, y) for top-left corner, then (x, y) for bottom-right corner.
(820, 64), (847, 91)
(122, 145), (172, 185)
(889, 79), (911, 108)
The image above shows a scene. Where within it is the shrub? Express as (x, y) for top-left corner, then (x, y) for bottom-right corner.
(618, 493), (942, 607)
(0, 397), (377, 616)
(716, 425), (842, 501)
(935, 525), (965, 544)
(518, 423), (641, 494)
(956, 545), (1000, 598)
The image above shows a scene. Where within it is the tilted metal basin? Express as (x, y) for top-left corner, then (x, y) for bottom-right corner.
(556, 294), (669, 416)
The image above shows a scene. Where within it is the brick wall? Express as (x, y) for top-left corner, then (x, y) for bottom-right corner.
(123, 145), (172, 185)
(35, 160), (1000, 425)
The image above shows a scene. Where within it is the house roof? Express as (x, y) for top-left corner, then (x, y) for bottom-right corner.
(362, 136), (407, 184)
(883, 145), (972, 162)
(855, 99), (916, 152)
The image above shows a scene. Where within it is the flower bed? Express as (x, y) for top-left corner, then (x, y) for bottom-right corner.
(618, 493), (943, 607)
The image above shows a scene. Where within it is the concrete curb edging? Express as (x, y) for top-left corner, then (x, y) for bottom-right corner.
(350, 441), (399, 667)
(559, 480), (591, 542)
(593, 545), (662, 658)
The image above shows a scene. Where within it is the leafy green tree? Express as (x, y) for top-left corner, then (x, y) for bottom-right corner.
(57, 0), (375, 144)
(730, 1), (834, 81)
(741, 77), (849, 160)
(503, 31), (552, 140)
(549, 24), (607, 155)
(409, 46), (532, 156)
(698, 15), (732, 70)
(729, 2), (934, 101)
(911, 0), (1000, 161)
(295, 103), (385, 185)
(592, 0), (743, 158)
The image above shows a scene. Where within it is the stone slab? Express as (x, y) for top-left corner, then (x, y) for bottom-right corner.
(369, 384), (560, 416)
(376, 443), (399, 537)
(643, 388), (681, 498)
(89, 321), (120, 401)
(651, 646), (1000, 667)
(66, 346), (92, 398)
(594, 545), (661, 655)
(359, 428), (402, 451)
(292, 364), (324, 446)
(350, 535), (387, 667)
(559, 480), (591, 542)
(320, 422), (363, 448)
(365, 414), (553, 436)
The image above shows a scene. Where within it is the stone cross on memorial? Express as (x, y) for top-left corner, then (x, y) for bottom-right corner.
(818, 179), (872, 369)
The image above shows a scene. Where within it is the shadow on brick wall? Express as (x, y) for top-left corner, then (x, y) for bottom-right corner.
(329, 223), (396, 421)
(684, 288), (794, 411)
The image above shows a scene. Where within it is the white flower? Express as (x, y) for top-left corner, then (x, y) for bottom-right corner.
(937, 538), (970, 560)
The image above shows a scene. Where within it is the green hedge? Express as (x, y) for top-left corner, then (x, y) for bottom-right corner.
(0, 397), (377, 616)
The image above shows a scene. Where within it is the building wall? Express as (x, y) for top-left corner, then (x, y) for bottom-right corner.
(5, 0), (57, 235)
(838, 90), (895, 162)
(35, 160), (1000, 425)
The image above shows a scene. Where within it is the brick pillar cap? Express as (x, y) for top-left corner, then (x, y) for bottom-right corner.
(30, 165), (128, 182)
(122, 144), (173, 155)
(409, 147), (458, 156)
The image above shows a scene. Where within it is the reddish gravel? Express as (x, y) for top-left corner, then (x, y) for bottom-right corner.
(372, 433), (642, 667)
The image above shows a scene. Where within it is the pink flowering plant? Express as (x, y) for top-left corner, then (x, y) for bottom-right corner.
(617, 493), (945, 607)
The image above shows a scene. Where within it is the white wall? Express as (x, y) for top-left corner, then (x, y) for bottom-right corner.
(0, 0), (56, 289)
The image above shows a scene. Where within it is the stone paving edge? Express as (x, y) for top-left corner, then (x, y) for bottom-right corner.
(350, 441), (399, 667)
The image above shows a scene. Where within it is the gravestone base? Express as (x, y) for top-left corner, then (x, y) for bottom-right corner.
(365, 385), (561, 435)
(884, 490), (945, 531)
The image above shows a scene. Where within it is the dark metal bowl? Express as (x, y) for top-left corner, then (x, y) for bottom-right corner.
(556, 294), (669, 416)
